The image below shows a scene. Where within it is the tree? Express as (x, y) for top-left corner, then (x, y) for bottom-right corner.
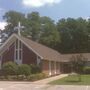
(39, 16), (60, 49)
(2, 62), (18, 75)
(17, 64), (31, 76)
(3, 11), (90, 53)
(3, 11), (25, 37)
(2, 11), (60, 50)
(57, 18), (88, 53)
(26, 12), (41, 41)
(69, 54), (87, 81)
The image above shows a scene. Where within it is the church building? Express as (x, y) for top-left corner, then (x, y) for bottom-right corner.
(0, 34), (63, 76)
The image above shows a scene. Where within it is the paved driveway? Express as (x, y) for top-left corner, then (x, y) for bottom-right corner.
(0, 74), (89, 90)
(0, 81), (89, 90)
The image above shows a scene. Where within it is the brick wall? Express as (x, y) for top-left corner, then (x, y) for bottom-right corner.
(42, 60), (49, 75)
(2, 43), (15, 64)
(2, 42), (37, 65)
(22, 44), (37, 65)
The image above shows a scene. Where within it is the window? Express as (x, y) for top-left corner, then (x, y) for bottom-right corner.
(16, 39), (18, 49)
(15, 51), (18, 60)
(19, 50), (22, 60)
(37, 56), (41, 66)
(14, 39), (22, 64)
(19, 41), (22, 49)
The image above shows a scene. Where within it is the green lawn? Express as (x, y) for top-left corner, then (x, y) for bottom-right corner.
(49, 75), (90, 85)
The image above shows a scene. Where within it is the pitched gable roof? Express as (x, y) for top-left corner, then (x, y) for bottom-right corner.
(0, 34), (61, 62)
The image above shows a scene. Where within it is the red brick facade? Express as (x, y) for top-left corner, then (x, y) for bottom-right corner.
(22, 44), (37, 65)
(42, 60), (61, 76)
(51, 61), (55, 75)
(2, 43), (15, 64)
(1, 39), (62, 76)
(42, 60), (49, 75)
(2, 42), (37, 65)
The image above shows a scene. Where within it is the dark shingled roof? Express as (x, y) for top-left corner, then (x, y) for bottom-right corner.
(0, 34), (61, 62)
(1, 34), (90, 62)
(18, 35), (61, 61)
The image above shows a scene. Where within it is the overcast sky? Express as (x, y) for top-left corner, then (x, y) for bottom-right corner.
(0, 0), (90, 30)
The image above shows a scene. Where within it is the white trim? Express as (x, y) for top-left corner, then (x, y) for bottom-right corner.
(37, 56), (41, 66)
(59, 62), (60, 74)
(15, 34), (43, 59)
(49, 61), (51, 76)
(0, 55), (2, 69)
(54, 61), (56, 74)
(0, 34), (43, 59)
(14, 39), (22, 64)
(14, 40), (16, 62)
(0, 34), (15, 50)
(0, 41), (16, 56)
(0, 35), (16, 55)
(17, 39), (20, 64)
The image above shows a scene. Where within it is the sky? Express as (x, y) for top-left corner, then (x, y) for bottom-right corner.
(0, 0), (90, 30)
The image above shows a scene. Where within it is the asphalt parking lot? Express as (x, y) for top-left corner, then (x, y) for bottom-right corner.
(0, 81), (89, 90)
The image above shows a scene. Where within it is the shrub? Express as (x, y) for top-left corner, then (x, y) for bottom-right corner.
(17, 64), (31, 76)
(0, 76), (5, 80)
(2, 62), (18, 76)
(83, 66), (90, 74)
(69, 54), (87, 74)
(17, 75), (26, 80)
(30, 64), (41, 74)
(27, 73), (47, 81)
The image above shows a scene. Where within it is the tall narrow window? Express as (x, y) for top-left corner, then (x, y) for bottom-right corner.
(14, 39), (22, 64)
(37, 56), (41, 66)
(16, 51), (18, 60)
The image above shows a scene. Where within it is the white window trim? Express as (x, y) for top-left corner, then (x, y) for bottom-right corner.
(54, 61), (56, 74)
(49, 61), (51, 76)
(0, 34), (43, 60)
(59, 62), (60, 74)
(14, 39), (22, 64)
(0, 55), (2, 69)
(37, 56), (41, 66)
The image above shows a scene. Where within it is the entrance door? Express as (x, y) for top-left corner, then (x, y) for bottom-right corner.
(60, 62), (71, 73)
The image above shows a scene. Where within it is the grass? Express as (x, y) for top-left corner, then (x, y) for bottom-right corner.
(49, 75), (90, 85)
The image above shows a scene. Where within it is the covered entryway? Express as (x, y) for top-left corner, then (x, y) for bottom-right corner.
(60, 62), (71, 73)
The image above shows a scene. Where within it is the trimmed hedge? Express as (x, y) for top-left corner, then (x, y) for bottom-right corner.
(0, 62), (48, 81)
(30, 64), (41, 74)
(17, 64), (31, 76)
(27, 73), (47, 81)
(2, 62), (18, 75)
(84, 66), (90, 74)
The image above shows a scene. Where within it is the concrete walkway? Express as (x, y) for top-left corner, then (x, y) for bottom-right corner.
(33, 74), (68, 84)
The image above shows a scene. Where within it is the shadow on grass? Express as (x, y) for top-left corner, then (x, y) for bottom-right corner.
(65, 80), (81, 83)
(64, 74), (82, 83)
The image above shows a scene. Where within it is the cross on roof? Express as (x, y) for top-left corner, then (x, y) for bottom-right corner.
(14, 22), (24, 36)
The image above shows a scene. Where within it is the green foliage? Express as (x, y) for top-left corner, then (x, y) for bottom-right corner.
(84, 66), (90, 74)
(57, 17), (89, 53)
(0, 62), (47, 81)
(3, 11), (60, 50)
(30, 64), (41, 74)
(49, 75), (90, 85)
(3, 11), (25, 36)
(3, 11), (90, 53)
(17, 64), (31, 76)
(27, 73), (47, 81)
(39, 16), (60, 48)
(26, 12), (41, 41)
(69, 54), (87, 74)
(2, 62), (18, 75)
(17, 75), (26, 80)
